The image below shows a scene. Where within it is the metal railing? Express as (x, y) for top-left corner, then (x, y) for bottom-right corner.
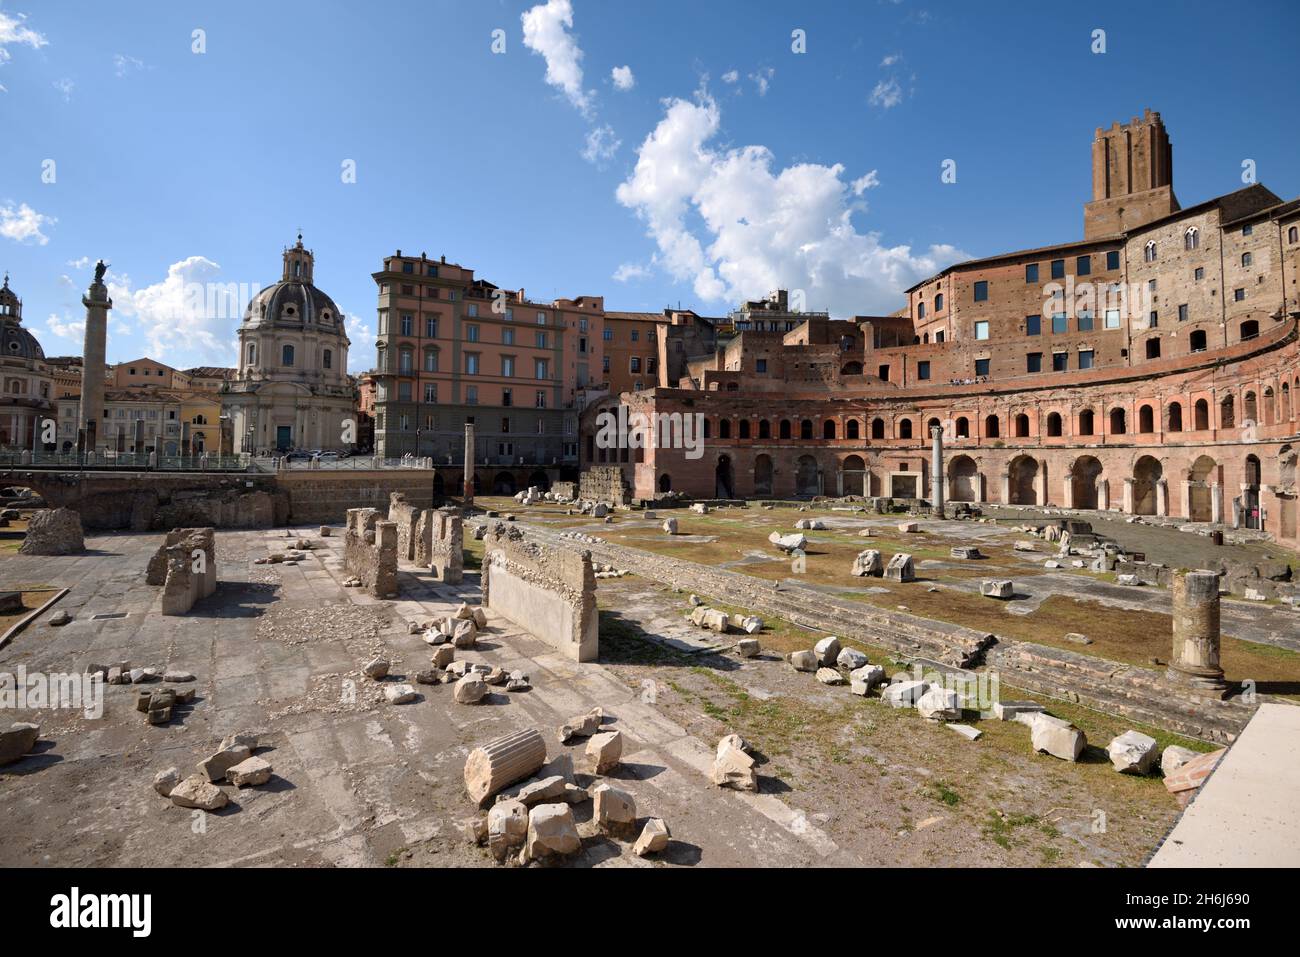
(0, 449), (251, 471)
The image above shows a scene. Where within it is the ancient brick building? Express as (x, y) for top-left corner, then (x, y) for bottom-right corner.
(595, 111), (1299, 552)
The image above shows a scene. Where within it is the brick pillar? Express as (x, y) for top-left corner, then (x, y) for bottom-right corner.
(1167, 569), (1228, 697)
(1122, 477), (1135, 514)
(1156, 478), (1168, 517)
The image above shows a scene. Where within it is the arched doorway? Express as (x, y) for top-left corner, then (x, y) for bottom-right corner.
(1189, 455), (1217, 522)
(658, 473), (672, 493)
(1133, 456), (1162, 516)
(493, 471), (517, 496)
(715, 455), (734, 499)
(795, 455), (819, 496)
(1242, 454), (1261, 529)
(753, 454), (773, 496)
(433, 473), (446, 497)
(528, 470), (550, 491)
(1008, 455), (1038, 505)
(841, 454), (866, 496)
(1071, 455), (1103, 509)
(948, 455), (978, 502)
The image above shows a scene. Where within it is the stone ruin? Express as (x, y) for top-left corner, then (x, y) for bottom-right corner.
(17, 507), (85, 556)
(146, 527), (217, 615)
(344, 507), (398, 598)
(429, 507), (464, 584)
(387, 492), (431, 566)
(482, 523), (598, 662)
(578, 466), (630, 507)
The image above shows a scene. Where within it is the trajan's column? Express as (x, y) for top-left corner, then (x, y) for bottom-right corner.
(79, 260), (112, 452)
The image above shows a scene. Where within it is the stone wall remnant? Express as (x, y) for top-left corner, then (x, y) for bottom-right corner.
(17, 507), (85, 555)
(344, 507), (399, 598)
(429, 507), (464, 584)
(482, 524), (598, 662)
(578, 466), (630, 506)
(146, 527), (217, 615)
(387, 492), (431, 565)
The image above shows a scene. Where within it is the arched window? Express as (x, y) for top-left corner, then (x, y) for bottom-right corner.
(984, 414), (1000, 438)
(846, 419), (860, 440)
(779, 419), (792, 439)
(1014, 413), (1030, 437)
(800, 419), (813, 440)
(927, 417), (941, 436)
(1244, 391), (1257, 423)
(1240, 319), (1259, 341)
(1046, 412), (1062, 437)
(1167, 401), (1183, 432)
(739, 419), (751, 439)
(1184, 227), (1199, 250)
(323, 349), (332, 369)
(1079, 409), (1095, 435)
(955, 416), (969, 438)
(1138, 405), (1154, 433)
(1189, 329), (1207, 352)
(1289, 226), (1299, 244)
(1144, 240), (1157, 263)
(871, 417), (885, 439)
(1194, 399), (1210, 431)
(1220, 395), (1235, 429)
(281, 344), (295, 366)
(898, 418), (913, 440)
(703, 419), (712, 439)
(1109, 408), (1127, 434)
(247, 343), (257, 365)
(759, 419), (771, 439)
(823, 420), (837, 440)
(719, 419), (731, 439)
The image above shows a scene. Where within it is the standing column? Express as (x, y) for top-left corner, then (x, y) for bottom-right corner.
(79, 261), (112, 451)
(1210, 483), (1224, 524)
(1167, 569), (1228, 697)
(930, 426), (944, 518)
(1155, 478), (1169, 517)
(1122, 477), (1136, 514)
(133, 418), (145, 455)
(463, 423), (475, 506)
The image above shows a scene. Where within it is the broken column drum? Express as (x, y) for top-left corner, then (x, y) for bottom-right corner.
(464, 728), (547, 805)
(1167, 569), (1227, 695)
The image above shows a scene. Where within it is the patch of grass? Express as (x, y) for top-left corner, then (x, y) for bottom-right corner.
(982, 810), (1040, 849)
(930, 781), (962, 806)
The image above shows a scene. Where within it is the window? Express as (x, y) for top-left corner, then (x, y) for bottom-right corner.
(399, 349), (413, 373)
(1289, 226), (1298, 244)
(918, 302), (926, 320)
(1051, 313), (1068, 334)
(534, 358), (549, 378)
(1078, 349), (1094, 369)
(974, 358), (990, 376)
(1241, 319), (1259, 340)
(1233, 288), (1245, 302)
(1144, 241), (1157, 263)
(1185, 227), (1199, 250)
(1189, 329), (1207, 352)
(1052, 352), (1068, 372)
(973, 281), (989, 302)
(502, 327), (514, 345)
(466, 303), (478, 318)
(935, 330), (945, 343)
(1242, 252), (1252, 268)
(1050, 259), (1065, 280)
(401, 262), (413, 274)
(1178, 304), (1189, 322)
(1104, 309), (1121, 329)
(400, 314), (413, 336)
(398, 382), (411, 402)
(749, 358), (765, 375)
(917, 361), (931, 380)
(535, 331), (547, 348)
(974, 320), (990, 340)
(631, 330), (640, 342)
(424, 350), (439, 372)
(502, 356), (515, 377)
(935, 293), (944, 312)
(1026, 352), (1042, 373)
(602, 329), (613, 341)
(1025, 263), (1038, 283)
(1106, 250), (1120, 270)
(281, 344), (294, 366)
(323, 349), (332, 369)
(1078, 311), (1094, 332)
(1146, 337), (1161, 359)
(1194, 267), (1204, 281)
(601, 355), (610, 373)
(536, 312), (546, 324)
(424, 383), (437, 403)
(502, 389), (512, 407)
(578, 337), (587, 354)
(1149, 311), (1159, 328)
(535, 391), (546, 408)
(1025, 315), (1041, 336)
(1242, 224), (1253, 236)
(427, 265), (438, 277)
(466, 324), (479, 342)
(465, 385), (477, 404)
(629, 357), (642, 374)
(425, 317), (438, 338)
(1076, 255), (1091, 276)
(465, 353), (479, 375)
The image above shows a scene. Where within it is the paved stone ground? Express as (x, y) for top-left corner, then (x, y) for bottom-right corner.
(0, 522), (1193, 868)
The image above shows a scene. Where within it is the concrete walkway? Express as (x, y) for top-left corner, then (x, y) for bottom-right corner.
(1149, 703), (1300, 867)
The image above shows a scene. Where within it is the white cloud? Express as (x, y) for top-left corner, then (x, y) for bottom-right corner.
(869, 77), (903, 109)
(612, 261), (651, 282)
(0, 202), (55, 245)
(851, 170), (880, 195)
(721, 70), (739, 84)
(0, 11), (47, 76)
(880, 53), (902, 67)
(581, 124), (620, 166)
(52, 77), (74, 101)
(345, 313), (375, 374)
(748, 67), (774, 96)
(521, 0), (592, 118)
(45, 312), (84, 343)
(105, 257), (241, 365)
(616, 92), (966, 316)
(113, 53), (146, 77)
(611, 65), (634, 91)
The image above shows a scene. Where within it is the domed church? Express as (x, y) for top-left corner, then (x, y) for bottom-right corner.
(0, 273), (55, 450)
(222, 236), (353, 453)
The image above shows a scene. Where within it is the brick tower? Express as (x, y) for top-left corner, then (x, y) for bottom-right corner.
(1083, 109), (1179, 238)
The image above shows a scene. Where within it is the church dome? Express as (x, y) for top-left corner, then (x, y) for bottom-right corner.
(0, 274), (42, 360)
(242, 235), (343, 329)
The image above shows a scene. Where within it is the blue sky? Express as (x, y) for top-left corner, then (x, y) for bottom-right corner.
(2, 0), (1297, 373)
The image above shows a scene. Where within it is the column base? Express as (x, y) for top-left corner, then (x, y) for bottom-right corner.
(1165, 663), (1229, 698)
